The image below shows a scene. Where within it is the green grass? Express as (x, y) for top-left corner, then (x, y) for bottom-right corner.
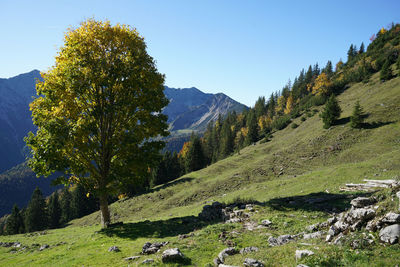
(1, 73), (400, 266)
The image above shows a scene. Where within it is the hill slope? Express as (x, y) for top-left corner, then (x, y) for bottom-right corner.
(0, 71), (399, 266)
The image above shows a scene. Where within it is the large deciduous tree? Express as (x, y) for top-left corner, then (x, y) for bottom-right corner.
(25, 19), (169, 228)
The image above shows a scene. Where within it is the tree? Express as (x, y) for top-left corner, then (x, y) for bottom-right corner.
(219, 120), (234, 158)
(5, 204), (24, 235)
(48, 191), (61, 229)
(60, 188), (73, 225)
(312, 73), (332, 96)
(25, 187), (47, 232)
(397, 56), (400, 76)
(284, 94), (294, 114)
(245, 110), (258, 145)
(380, 59), (393, 81)
(350, 101), (364, 129)
(359, 42), (365, 54)
(25, 19), (169, 228)
(320, 94), (341, 129)
(184, 134), (205, 173)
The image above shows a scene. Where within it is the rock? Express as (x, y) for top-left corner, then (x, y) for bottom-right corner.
(218, 247), (238, 263)
(243, 258), (264, 267)
(260, 219), (272, 226)
(303, 231), (325, 240)
(240, 246), (259, 254)
(327, 216), (337, 225)
(306, 223), (319, 232)
(162, 248), (185, 263)
(333, 233), (345, 245)
(141, 258), (154, 264)
(296, 265), (310, 267)
(345, 208), (375, 224)
(295, 249), (314, 260)
(382, 212), (400, 224)
(396, 191), (400, 211)
(325, 234), (333, 242)
(350, 197), (375, 208)
(268, 235), (294, 246)
(125, 256), (140, 261)
(334, 220), (349, 232)
(379, 224), (400, 244)
(108, 246), (120, 252)
(219, 264), (239, 267)
(366, 220), (377, 232)
(246, 204), (255, 212)
(12, 242), (21, 248)
(142, 241), (168, 254)
(350, 220), (363, 231)
(214, 257), (222, 266)
(327, 225), (340, 236)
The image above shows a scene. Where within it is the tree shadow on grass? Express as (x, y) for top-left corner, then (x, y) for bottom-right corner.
(334, 117), (350, 126)
(361, 121), (395, 129)
(262, 191), (373, 214)
(99, 215), (214, 241)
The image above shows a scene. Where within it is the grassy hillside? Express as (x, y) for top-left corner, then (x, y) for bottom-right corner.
(0, 72), (399, 266)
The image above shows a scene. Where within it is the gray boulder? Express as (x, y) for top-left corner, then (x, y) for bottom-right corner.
(243, 258), (264, 267)
(218, 247), (238, 263)
(295, 249), (314, 260)
(260, 219), (272, 226)
(141, 258), (154, 264)
(142, 241), (168, 254)
(350, 197), (375, 208)
(108, 246), (120, 252)
(379, 224), (400, 244)
(382, 212), (400, 224)
(345, 208), (375, 224)
(240, 246), (259, 254)
(268, 234), (294, 246)
(125, 256), (140, 261)
(39, 244), (49, 251)
(303, 231), (325, 240)
(162, 248), (185, 263)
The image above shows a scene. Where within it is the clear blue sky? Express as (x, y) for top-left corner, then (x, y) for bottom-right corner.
(1, 0), (399, 106)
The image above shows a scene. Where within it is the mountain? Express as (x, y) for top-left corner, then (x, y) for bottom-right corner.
(164, 86), (247, 131)
(0, 70), (41, 173)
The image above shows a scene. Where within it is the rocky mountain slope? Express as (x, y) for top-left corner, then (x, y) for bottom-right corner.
(0, 70), (399, 266)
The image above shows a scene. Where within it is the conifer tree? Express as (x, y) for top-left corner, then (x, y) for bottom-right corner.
(25, 187), (47, 232)
(185, 133), (205, 173)
(320, 94), (341, 129)
(350, 100), (364, 129)
(359, 42), (365, 54)
(219, 121), (234, 158)
(5, 204), (24, 235)
(245, 110), (258, 145)
(397, 56), (400, 76)
(60, 187), (73, 224)
(380, 59), (393, 81)
(48, 192), (61, 229)
(323, 61), (333, 77)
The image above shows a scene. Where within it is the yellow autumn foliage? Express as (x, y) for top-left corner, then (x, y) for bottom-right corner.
(284, 94), (294, 114)
(311, 73), (332, 96)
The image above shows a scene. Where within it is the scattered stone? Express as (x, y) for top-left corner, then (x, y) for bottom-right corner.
(345, 208), (375, 224)
(161, 248), (185, 263)
(350, 221), (363, 231)
(214, 257), (222, 266)
(396, 192), (400, 211)
(243, 258), (264, 267)
(142, 241), (168, 254)
(268, 234), (294, 246)
(12, 242), (21, 248)
(219, 264), (239, 267)
(327, 216), (337, 225)
(141, 258), (154, 264)
(108, 246), (120, 252)
(303, 231), (325, 240)
(325, 234), (333, 242)
(379, 224), (400, 244)
(296, 265), (310, 267)
(125, 256), (140, 261)
(179, 233), (194, 239)
(240, 246), (259, 254)
(260, 219), (272, 227)
(246, 204), (255, 212)
(382, 212), (400, 224)
(350, 197), (375, 208)
(327, 225), (340, 236)
(306, 223), (319, 232)
(333, 233), (345, 245)
(295, 249), (314, 260)
(218, 247), (238, 263)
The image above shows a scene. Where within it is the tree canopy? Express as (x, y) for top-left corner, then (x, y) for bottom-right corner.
(25, 19), (169, 227)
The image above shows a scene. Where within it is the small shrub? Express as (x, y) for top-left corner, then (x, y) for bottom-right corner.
(291, 123), (298, 129)
(300, 117), (306, 122)
(271, 115), (291, 130)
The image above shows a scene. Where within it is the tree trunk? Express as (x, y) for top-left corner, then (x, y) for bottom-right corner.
(99, 194), (110, 228)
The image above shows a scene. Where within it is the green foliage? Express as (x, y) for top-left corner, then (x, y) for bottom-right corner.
(185, 134), (206, 173)
(320, 94), (341, 129)
(48, 192), (61, 229)
(24, 19), (169, 227)
(350, 100), (364, 129)
(291, 123), (299, 129)
(60, 188), (73, 225)
(271, 115), (291, 130)
(245, 110), (258, 145)
(24, 187), (47, 232)
(151, 152), (182, 186)
(380, 59), (394, 81)
(397, 56), (400, 76)
(5, 204), (24, 235)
